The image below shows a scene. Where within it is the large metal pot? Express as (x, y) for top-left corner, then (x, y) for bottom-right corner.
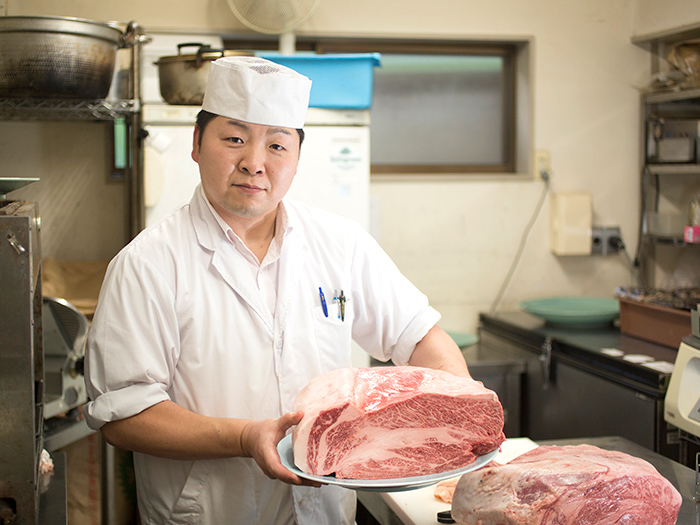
(155, 43), (250, 106)
(0, 16), (125, 99)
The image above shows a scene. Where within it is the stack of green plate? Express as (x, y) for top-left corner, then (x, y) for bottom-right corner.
(519, 297), (619, 328)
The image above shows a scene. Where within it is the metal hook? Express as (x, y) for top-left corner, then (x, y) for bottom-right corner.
(6, 232), (25, 255)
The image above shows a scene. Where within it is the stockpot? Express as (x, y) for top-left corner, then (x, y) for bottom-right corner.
(155, 43), (250, 106)
(0, 16), (128, 99)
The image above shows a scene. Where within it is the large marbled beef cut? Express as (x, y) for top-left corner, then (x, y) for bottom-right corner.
(451, 444), (682, 525)
(292, 366), (505, 480)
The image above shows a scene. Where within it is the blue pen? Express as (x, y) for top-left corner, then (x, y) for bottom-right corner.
(318, 287), (328, 317)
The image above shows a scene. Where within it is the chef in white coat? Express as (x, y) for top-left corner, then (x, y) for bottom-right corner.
(84, 56), (470, 525)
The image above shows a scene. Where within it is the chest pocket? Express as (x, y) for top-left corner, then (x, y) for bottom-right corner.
(310, 297), (353, 371)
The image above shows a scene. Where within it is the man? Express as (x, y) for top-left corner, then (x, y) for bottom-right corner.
(84, 56), (469, 524)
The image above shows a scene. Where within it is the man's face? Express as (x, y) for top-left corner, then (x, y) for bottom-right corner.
(191, 116), (300, 226)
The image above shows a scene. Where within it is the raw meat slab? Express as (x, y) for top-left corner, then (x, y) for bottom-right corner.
(292, 366), (505, 480)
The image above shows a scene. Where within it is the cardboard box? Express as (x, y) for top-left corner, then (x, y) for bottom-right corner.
(619, 297), (692, 348)
(61, 434), (138, 525)
(260, 53), (381, 109)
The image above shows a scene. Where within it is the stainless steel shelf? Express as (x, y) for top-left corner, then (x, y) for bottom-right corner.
(646, 163), (700, 176)
(643, 87), (700, 104)
(632, 21), (700, 47)
(645, 234), (688, 247)
(0, 98), (140, 121)
(638, 21), (700, 287)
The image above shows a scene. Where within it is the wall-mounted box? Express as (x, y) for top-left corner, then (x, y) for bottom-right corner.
(550, 192), (592, 255)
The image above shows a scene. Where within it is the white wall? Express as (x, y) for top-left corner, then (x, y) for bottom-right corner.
(6, 0), (695, 334)
(360, 0), (651, 332)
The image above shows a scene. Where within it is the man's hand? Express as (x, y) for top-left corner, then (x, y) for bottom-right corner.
(240, 411), (322, 487)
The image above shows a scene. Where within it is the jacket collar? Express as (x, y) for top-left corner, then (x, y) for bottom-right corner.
(190, 184), (305, 254)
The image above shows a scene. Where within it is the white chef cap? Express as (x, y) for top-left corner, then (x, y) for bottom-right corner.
(202, 56), (312, 129)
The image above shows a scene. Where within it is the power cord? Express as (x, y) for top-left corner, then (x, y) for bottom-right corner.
(609, 233), (638, 285)
(489, 169), (551, 313)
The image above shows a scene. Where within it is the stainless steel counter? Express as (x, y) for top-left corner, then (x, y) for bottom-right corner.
(479, 311), (677, 394)
(478, 311), (682, 461)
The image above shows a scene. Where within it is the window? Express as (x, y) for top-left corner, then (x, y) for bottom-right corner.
(369, 53), (513, 173)
(316, 39), (521, 175)
(224, 36), (529, 175)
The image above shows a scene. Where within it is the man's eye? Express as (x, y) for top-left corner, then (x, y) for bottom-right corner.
(227, 137), (243, 144)
(270, 143), (285, 151)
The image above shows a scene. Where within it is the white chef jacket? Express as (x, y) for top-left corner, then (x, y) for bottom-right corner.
(84, 185), (441, 525)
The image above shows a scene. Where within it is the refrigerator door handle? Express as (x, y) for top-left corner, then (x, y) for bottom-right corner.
(539, 337), (553, 390)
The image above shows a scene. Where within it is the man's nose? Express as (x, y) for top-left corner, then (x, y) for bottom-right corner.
(238, 146), (264, 175)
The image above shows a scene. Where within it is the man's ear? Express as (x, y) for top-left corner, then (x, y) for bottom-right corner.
(191, 126), (200, 163)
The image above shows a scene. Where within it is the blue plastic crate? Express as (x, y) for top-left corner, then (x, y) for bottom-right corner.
(260, 53), (381, 109)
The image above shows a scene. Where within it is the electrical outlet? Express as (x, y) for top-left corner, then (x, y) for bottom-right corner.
(591, 226), (622, 256)
(534, 150), (550, 180)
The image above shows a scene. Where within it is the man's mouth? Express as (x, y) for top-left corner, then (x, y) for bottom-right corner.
(234, 182), (265, 193)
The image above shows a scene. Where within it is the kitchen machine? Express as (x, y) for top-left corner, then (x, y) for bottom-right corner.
(0, 180), (45, 525)
(1, 179), (90, 524)
(664, 303), (700, 500)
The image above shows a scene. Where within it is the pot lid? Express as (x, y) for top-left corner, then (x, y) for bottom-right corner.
(155, 44), (251, 65)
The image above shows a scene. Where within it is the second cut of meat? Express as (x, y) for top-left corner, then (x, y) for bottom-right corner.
(292, 366), (505, 480)
(451, 444), (682, 525)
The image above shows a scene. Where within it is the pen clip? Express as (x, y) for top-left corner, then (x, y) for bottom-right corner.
(338, 289), (346, 322)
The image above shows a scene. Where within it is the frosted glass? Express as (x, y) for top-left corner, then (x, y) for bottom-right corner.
(370, 55), (506, 167)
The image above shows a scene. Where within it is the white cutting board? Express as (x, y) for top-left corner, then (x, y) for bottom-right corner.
(377, 437), (539, 525)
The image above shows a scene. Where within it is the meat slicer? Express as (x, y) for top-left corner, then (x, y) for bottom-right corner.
(43, 296), (88, 419)
(664, 303), (700, 501)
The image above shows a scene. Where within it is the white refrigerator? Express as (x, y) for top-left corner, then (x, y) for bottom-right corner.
(141, 104), (372, 367)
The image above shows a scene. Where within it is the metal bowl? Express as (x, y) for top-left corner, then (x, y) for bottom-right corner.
(0, 16), (125, 99)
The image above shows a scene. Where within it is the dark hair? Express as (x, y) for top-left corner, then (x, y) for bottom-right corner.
(195, 109), (305, 148)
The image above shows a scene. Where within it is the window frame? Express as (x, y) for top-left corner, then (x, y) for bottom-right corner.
(223, 35), (530, 177)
